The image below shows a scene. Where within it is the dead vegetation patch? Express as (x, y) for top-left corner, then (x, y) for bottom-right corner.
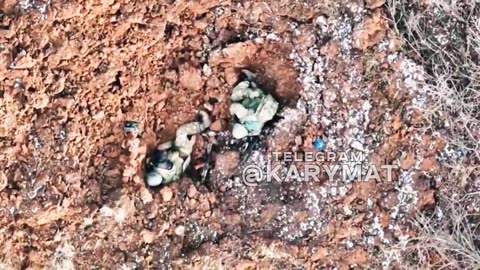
(387, 0), (480, 268)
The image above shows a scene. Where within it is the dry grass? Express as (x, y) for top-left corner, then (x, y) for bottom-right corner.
(50, 242), (75, 270)
(177, 242), (304, 269)
(0, 261), (15, 270)
(388, 0), (480, 159)
(396, 194), (480, 270)
(194, 257), (226, 270)
(386, 0), (480, 269)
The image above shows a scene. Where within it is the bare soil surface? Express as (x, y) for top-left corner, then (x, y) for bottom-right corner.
(0, 0), (447, 269)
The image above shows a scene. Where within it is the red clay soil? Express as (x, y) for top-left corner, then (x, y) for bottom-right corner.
(0, 0), (441, 269)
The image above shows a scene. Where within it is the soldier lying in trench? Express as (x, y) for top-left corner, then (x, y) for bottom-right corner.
(229, 76), (279, 139)
(145, 111), (211, 187)
(145, 71), (279, 186)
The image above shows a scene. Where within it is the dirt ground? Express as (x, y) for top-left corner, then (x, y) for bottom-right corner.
(0, 0), (461, 269)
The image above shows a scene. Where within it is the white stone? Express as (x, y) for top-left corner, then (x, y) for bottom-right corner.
(202, 64), (212, 76)
(175, 225), (185, 236)
(232, 123), (249, 139)
(350, 141), (364, 152)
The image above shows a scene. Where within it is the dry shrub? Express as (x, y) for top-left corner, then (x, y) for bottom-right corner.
(397, 193), (480, 269)
(50, 242), (75, 270)
(388, 0), (480, 158)
(386, 1), (480, 269)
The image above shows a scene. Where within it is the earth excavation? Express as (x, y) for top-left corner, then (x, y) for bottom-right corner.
(1, 0), (479, 269)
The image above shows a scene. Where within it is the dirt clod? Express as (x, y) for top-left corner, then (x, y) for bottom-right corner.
(214, 151), (240, 176)
(160, 187), (174, 202)
(179, 64), (203, 91)
(209, 119), (225, 132)
(187, 185), (198, 199)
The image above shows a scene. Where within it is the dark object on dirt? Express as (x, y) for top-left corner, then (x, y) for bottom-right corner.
(14, 78), (24, 89)
(150, 150), (174, 170)
(239, 136), (262, 164)
(144, 149), (177, 187)
(124, 121), (140, 134)
(211, 125), (270, 166)
(201, 143), (213, 183)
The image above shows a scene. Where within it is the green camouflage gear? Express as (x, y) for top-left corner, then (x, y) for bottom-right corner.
(146, 111), (210, 187)
(229, 80), (279, 139)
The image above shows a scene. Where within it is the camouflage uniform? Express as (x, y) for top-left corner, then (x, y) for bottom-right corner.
(229, 80), (279, 139)
(146, 111), (211, 187)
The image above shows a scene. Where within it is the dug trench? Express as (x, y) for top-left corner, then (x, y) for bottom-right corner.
(1, 1), (447, 267)
(142, 41), (310, 256)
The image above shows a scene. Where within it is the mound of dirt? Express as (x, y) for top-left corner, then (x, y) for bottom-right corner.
(0, 0), (444, 269)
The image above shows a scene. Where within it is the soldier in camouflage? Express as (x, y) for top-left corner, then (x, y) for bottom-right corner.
(229, 79), (279, 139)
(146, 111), (211, 187)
